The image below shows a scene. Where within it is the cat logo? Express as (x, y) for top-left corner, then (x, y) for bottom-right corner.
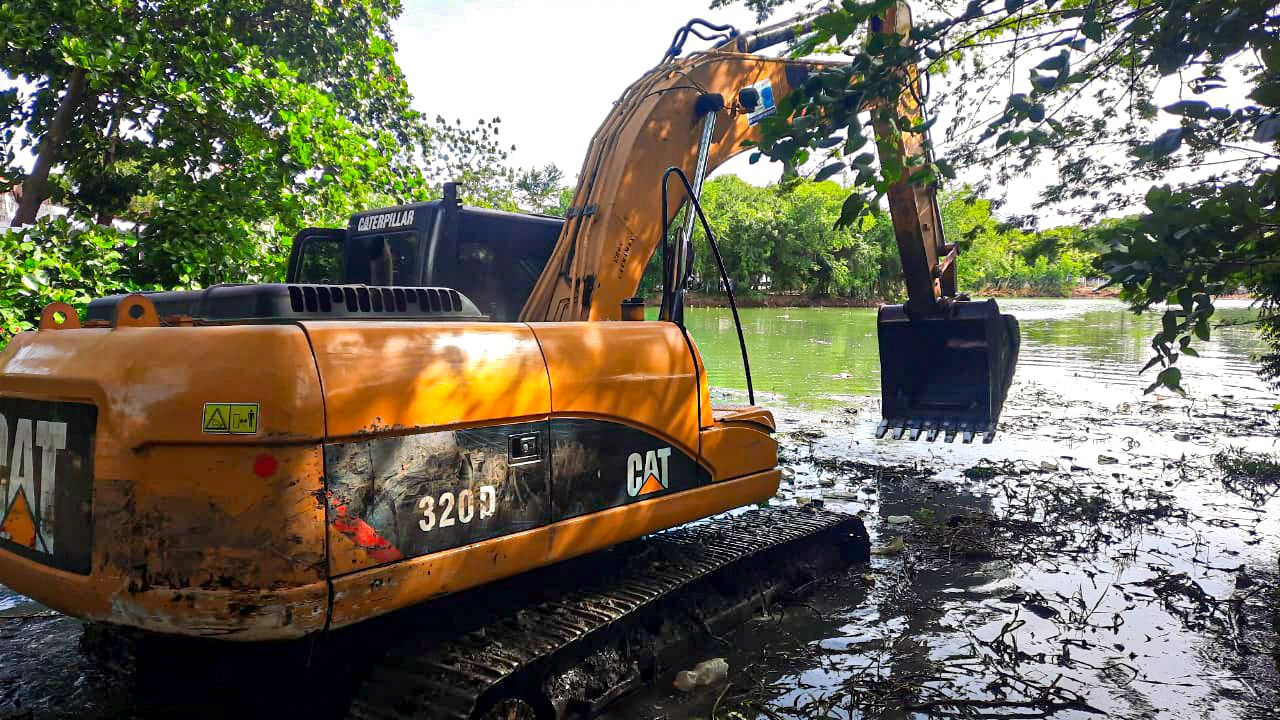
(0, 416), (67, 555)
(626, 447), (671, 498)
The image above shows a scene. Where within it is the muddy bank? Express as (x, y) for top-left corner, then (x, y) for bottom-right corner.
(661, 291), (884, 308)
(608, 380), (1279, 720)
(657, 285), (1133, 307)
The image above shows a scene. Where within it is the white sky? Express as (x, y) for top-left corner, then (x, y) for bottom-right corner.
(395, 0), (805, 191)
(394, 1), (1246, 224)
(2, 1), (1237, 224)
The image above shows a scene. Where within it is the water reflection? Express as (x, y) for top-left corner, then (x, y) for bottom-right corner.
(616, 298), (1277, 720)
(681, 299), (1269, 409)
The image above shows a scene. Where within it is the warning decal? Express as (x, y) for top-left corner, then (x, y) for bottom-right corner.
(202, 403), (260, 435)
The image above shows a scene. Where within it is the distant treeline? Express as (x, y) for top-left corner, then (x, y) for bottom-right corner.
(641, 175), (1117, 301)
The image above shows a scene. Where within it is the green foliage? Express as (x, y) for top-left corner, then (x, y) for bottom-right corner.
(0, 218), (142, 340)
(514, 163), (567, 214)
(656, 176), (1088, 301)
(728, 0), (1280, 395)
(948, 189), (1102, 295)
(672, 175), (900, 300)
(0, 0), (526, 339)
(1213, 448), (1280, 483)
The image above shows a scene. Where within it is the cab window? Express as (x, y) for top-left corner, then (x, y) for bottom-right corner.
(349, 232), (420, 286)
(296, 236), (345, 284)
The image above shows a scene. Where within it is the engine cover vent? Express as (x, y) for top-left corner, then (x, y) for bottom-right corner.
(86, 284), (485, 324)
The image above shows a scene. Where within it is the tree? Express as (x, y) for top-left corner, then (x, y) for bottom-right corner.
(514, 163), (567, 214)
(720, 0), (1279, 393)
(0, 0), (518, 340)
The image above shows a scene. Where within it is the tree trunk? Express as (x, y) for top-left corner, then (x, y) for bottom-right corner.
(11, 68), (88, 227)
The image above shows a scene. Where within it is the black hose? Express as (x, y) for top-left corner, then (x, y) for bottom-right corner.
(660, 166), (755, 405)
(664, 19), (739, 62)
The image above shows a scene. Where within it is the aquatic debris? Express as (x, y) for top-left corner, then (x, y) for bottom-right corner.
(673, 657), (729, 691)
(1215, 448), (1280, 480)
(1214, 448), (1280, 505)
(885, 515), (912, 525)
(962, 459), (1020, 480)
(790, 427), (826, 441)
(1097, 455), (1119, 465)
(871, 537), (906, 556)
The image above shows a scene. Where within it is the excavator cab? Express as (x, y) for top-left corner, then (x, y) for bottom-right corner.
(876, 299), (1020, 443)
(286, 184), (562, 322)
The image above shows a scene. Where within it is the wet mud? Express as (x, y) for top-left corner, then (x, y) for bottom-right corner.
(608, 380), (1279, 720)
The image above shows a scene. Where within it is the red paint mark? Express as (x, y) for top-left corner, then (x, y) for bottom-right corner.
(253, 454), (279, 478)
(330, 501), (403, 563)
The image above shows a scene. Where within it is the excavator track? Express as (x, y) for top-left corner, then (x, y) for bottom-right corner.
(346, 506), (869, 720)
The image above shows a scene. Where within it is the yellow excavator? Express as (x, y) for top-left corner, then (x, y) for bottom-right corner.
(0, 3), (1017, 717)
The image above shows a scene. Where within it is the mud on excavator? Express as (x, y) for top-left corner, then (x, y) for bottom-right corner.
(0, 3), (1017, 717)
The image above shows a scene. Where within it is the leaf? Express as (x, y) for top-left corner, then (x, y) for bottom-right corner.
(1194, 318), (1210, 341)
(1254, 117), (1280, 143)
(1144, 185), (1172, 209)
(1156, 367), (1184, 393)
(1037, 51), (1069, 72)
(1176, 287), (1192, 311)
(1149, 128), (1184, 158)
(1031, 73), (1059, 93)
(835, 193), (865, 229)
(997, 130), (1026, 147)
(814, 162), (846, 182)
(844, 134), (868, 153)
(1249, 82), (1280, 108)
(1081, 21), (1103, 43)
(1163, 100), (1210, 118)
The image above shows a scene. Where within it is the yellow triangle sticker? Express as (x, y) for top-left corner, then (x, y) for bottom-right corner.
(1, 488), (37, 549)
(203, 404), (230, 433)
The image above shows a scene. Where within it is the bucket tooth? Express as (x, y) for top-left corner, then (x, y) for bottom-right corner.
(889, 424), (906, 440)
(982, 430), (996, 444)
(906, 422), (922, 441)
(922, 420), (938, 442)
(875, 420), (890, 439)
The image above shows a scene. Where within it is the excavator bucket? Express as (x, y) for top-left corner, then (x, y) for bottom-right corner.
(875, 299), (1020, 443)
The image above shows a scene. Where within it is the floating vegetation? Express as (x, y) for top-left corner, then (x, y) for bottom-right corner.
(1214, 448), (1280, 505)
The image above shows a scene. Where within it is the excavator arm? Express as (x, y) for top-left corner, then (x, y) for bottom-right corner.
(521, 2), (1020, 442)
(519, 39), (826, 323)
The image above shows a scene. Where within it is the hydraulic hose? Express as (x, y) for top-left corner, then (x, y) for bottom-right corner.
(660, 166), (755, 405)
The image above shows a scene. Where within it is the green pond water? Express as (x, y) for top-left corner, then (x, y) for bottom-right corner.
(677, 298), (1272, 409)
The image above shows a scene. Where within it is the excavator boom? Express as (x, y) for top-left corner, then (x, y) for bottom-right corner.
(521, 2), (1019, 441)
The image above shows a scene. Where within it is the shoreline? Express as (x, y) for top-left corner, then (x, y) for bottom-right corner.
(670, 286), (1257, 309)
(671, 285), (1121, 309)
